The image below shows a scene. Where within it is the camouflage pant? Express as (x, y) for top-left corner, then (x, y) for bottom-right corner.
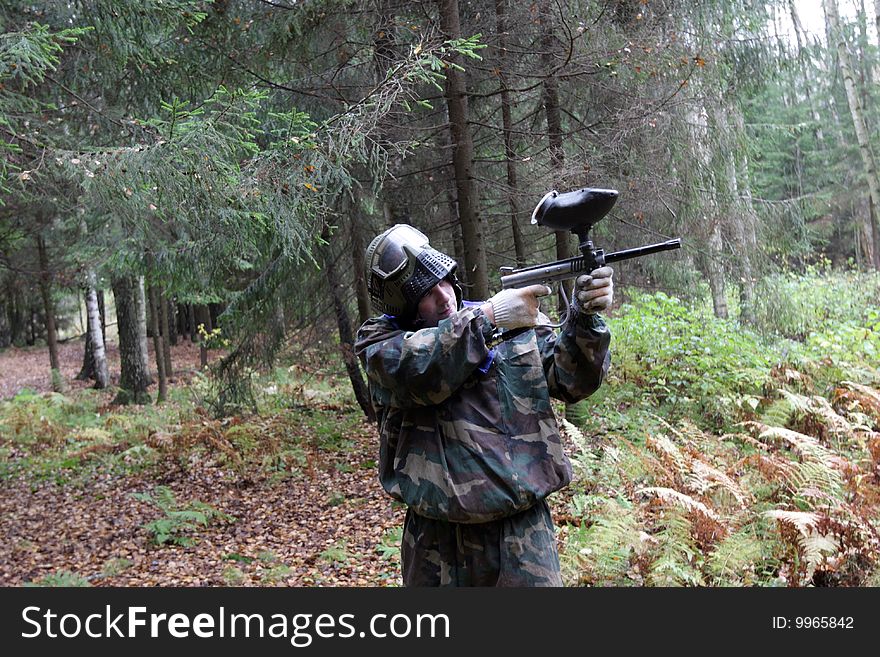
(401, 500), (563, 587)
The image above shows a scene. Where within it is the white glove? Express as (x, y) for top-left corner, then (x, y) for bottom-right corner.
(574, 266), (614, 314)
(487, 284), (552, 329)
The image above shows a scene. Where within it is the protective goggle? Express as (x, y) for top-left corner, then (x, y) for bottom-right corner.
(369, 224), (431, 280)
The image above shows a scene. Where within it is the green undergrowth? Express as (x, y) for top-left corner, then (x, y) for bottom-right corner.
(0, 349), (364, 489)
(563, 270), (880, 587)
(0, 348), (369, 570)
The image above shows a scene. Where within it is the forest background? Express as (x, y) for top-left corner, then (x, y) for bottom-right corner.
(2, 0), (880, 588)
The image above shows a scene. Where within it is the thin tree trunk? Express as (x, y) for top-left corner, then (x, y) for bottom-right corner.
(28, 304), (36, 346)
(159, 289), (173, 379)
(437, 0), (489, 300)
(495, 0), (525, 267)
(136, 276), (153, 383)
(857, 0), (874, 108)
(77, 314), (95, 381)
(148, 286), (167, 402)
(196, 304), (212, 368)
(7, 284), (25, 346)
(188, 304), (198, 342)
(539, 0), (574, 311)
(826, 0), (880, 266)
(0, 299), (9, 348)
(209, 302), (221, 329)
(167, 299), (178, 346)
(445, 172), (469, 291)
(789, 0), (826, 147)
(97, 289), (106, 343)
(111, 276), (151, 405)
(349, 202), (372, 325)
(707, 220), (729, 319)
(177, 302), (188, 339)
(876, 0), (880, 48)
(321, 225), (376, 423)
(731, 108), (760, 324)
(727, 155), (755, 323)
(84, 271), (109, 388)
(36, 234), (63, 392)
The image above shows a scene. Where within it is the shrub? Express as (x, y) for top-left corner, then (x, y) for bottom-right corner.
(750, 267), (880, 341)
(609, 291), (773, 424)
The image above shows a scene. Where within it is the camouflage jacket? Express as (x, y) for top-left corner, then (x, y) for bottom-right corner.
(354, 304), (611, 524)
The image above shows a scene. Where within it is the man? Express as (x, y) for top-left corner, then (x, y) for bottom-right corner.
(354, 223), (612, 586)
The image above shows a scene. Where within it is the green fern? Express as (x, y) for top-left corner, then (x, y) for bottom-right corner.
(760, 398), (795, 428)
(132, 486), (235, 546)
(788, 461), (844, 503)
(706, 523), (778, 585)
(646, 512), (705, 586)
(562, 497), (642, 586)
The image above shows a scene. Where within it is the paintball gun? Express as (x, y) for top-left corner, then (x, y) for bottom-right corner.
(500, 187), (681, 293)
(495, 188), (681, 330)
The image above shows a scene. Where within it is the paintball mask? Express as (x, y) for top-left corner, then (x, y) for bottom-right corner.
(365, 224), (461, 318)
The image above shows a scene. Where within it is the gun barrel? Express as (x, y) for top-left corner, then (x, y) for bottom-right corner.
(604, 239), (681, 264)
(500, 238), (682, 289)
(500, 256), (584, 289)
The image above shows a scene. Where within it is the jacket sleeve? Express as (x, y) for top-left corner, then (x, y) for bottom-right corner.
(537, 309), (611, 404)
(355, 306), (496, 408)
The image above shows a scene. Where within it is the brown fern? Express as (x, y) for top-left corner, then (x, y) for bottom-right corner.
(836, 381), (880, 423)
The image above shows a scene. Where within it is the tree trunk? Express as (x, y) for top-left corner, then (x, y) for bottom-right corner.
(826, 0), (880, 266)
(788, 0), (826, 148)
(494, 0), (525, 267)
(876, 0), (880, 43)
(196, 304), (212, 368)
(437, 0), (489, 300)
(167, 299), (178, 346)
(188, 304), (198, 342)
(36, 234), (64, 392)
(857, 0), (874, 109)
(84, 271), (109, 388)
(321, 225), (376, 423)
(349, 202), (372, 325)
(28, 304), (36, 346)
(177, 302), (188, 339)
(539, 0), (574, 310)
(111, 276), (151, 405)
(876, 0), (880, 50)
(148, 286), (167, 402)
(209, 302), (222, 329)
(444, 172), (469, 291)
(730, 108), (760, 324)
(707, 220), (729, 319)
(160, 290), (173, 379)
(7, 283), (26, 347)
(136, 276), (153, 383)
(0, 298), (9, 348)
(97, 289), (106, 343)
(76, 311), (95, 381)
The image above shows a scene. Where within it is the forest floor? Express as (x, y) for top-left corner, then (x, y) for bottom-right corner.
(0, 340), (410, 587)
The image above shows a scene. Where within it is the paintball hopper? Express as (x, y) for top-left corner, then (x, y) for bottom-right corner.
(531, 188), (619, 233)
